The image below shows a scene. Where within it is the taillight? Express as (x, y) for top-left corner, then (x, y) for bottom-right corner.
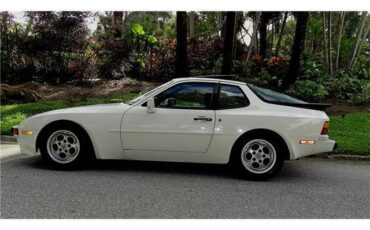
(321, 121), (330, 135)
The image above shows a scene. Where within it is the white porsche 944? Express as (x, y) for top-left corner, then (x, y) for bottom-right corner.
(13, 76), (336, 180)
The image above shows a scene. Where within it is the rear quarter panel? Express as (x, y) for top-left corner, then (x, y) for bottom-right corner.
(207, 85), (329, 163)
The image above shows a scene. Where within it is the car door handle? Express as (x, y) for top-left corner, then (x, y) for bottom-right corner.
(194, 117), (213, 121)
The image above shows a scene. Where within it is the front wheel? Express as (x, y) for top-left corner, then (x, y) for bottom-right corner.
(39, 125), (92, 169)
(231, 137), (284, 180)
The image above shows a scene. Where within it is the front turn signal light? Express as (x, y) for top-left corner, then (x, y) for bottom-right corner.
(21, 130), (33, 135)
(321, 121), (330, 135)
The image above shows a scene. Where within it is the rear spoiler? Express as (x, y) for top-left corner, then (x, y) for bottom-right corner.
(273, 102), (333, 111)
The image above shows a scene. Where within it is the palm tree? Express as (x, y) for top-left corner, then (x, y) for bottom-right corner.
(352, 19), (370, 68)
(281, 12), (309, 90)
(259, 12), (269, 58)
(221, 12), (237, 74)
(323, 12), (329, 72)
(113, 11), (123, 38)
(335, 12), (346, 70)
(175, 12), (188, 77)
(328, 12), (333, 74)
(246, 12), (261, 60)
(275, 12), (288, 56)
(348, 11), (368, 70)
(189, 12), (195, 39)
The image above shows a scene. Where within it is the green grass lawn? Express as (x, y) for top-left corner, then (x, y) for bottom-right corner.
(1, 94), (369, 155)
(330, 112), (370, 156)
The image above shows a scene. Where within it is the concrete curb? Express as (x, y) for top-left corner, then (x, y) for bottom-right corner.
(0, 135), (17, 143)
(306, 154), (370, 161)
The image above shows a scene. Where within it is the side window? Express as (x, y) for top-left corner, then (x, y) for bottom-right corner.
(154, 82), (215, 109)
(217, 84), (249, 109)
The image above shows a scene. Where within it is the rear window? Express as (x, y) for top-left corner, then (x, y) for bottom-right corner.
(248, 84), (306, 104)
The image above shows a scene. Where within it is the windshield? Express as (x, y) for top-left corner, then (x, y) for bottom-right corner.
(248, 84), (306, 104)
(126, 81), (174, 105)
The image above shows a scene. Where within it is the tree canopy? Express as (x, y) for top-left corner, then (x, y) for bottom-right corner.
(1, 11), (369, 104)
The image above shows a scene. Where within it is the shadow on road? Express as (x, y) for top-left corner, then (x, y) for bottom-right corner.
(16, 155), (307, 182)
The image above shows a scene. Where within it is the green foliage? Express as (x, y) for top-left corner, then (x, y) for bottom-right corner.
(1, 11), (369, 106)
(324, 71), (369, 104)
(131, 23), (145, 35)
(1, 11), (92, 84)
(93, 12), (132, 79)
(236, 55), (288, 89)
(287, 80), (328, 102)
(193, 12), (221, 39)
(126, 23), (158, 69)
(124, 12), (175, 38)
(0, 113), (27, 136)
(330, 113), (370, 155)
(300, 55), (326, 81)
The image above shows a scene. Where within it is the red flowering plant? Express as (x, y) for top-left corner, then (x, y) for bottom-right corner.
(267, 56), (288, 78)
(141, 38), (176, 81)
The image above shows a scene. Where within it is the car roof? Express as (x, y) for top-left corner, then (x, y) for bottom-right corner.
(172, 76), (246, 86)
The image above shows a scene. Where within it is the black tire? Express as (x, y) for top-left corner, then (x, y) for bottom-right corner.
(39, 123), (94, 169)
(230, 135), (284, 180)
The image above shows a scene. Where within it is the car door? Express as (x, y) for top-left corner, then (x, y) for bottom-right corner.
(121, 82), (217, 153)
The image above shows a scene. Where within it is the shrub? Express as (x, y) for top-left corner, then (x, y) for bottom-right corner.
(287, 80), (328, 102)
(237, 55), (288, 87)
(139, 38), (176, 81)
(300, 56), (326, 82)
(325, 72), (369, 104)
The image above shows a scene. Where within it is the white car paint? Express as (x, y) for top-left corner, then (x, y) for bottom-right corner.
(16, 77), (336, 164)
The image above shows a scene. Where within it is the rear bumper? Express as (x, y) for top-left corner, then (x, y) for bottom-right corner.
(312, 136), (336, 154)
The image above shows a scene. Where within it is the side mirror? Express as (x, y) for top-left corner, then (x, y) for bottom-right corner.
(147, 97), (156, 113)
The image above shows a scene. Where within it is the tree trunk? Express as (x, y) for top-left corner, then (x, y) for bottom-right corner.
(335, 12), (346, 70)
(246, 12), (261, 61)
(352, 20), (370, 68)
(216, 12), (223, 37)
(348, 11), (368, 70)
(232, 12), (239, 61)
(271, 23), (274, 54)
(259, 12), (269, 58)
(275, 12), (288, 56)
(113, 11), (123, 38)
(328, 12), (333, 74)
(281, 12), (309, 90)
(222, 12), (236, 75)
(322, 12), (329, 73)
(176, 12), (188, 77)
(189, 12), (195, 39)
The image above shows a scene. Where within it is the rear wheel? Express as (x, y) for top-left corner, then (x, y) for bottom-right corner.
(231, 136), (284, 180)
(39, 125), (92, 169)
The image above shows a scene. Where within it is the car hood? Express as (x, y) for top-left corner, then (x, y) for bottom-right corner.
(32, 102), (132, 117)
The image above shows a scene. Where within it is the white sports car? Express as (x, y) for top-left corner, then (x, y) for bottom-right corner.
(13, 76), (336, 180)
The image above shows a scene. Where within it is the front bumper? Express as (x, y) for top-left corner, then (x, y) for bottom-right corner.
(12, 125), (39, 156)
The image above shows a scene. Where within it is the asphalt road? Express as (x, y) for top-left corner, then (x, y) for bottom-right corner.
(1, 144), (370, 218)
